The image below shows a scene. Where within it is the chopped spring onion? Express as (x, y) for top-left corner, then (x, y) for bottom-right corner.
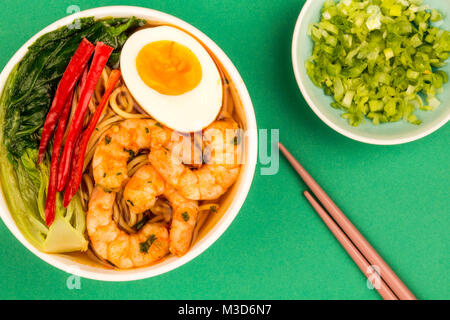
(306, 0), (450, 126)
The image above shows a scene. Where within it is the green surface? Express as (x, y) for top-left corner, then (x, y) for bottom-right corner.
(0, 0), (448, 300)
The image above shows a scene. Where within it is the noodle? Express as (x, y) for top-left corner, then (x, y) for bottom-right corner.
(127, 154), (149, 170)
(86, 248), (115, 268)
(110, 87), (135, 112)
(94, 68), (109, 103)
(109, 99), (149, 118)
(218, 83), (234, 119)
(82, 174), (94, 197)
(127, 160), (149, 177)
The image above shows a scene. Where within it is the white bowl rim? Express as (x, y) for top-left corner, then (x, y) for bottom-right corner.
(292, 0), (450, 146)
(0, 6), (258, 281)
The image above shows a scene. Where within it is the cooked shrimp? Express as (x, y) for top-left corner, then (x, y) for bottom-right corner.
(149, 118), (241, 200)
(87, 187), (169, 269)
(169, 131), (204, 168)
(164, 183), (199, 256)
(123, 165), (165, 215)
(92, 119), (172, 191)
(123, 164), (199, 256)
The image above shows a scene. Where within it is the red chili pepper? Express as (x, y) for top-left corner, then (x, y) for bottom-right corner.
(38, 38), (94, 164)
(57, 42), (114, 192)
(44, 91), (74, 226)
(78, 64), (89, 96)
(63, 65), (88, 135)
(63, 135), (83, 207)
(63, 70), (121, 207)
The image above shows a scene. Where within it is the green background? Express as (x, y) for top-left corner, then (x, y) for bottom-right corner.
(0, 0), (448, 300)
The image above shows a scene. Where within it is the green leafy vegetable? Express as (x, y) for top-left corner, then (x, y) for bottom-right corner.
(3, 17), (145, 161)
(0, 145), (87, 252)
(0, 17), (145, 252)
(306, 0), (450, 126)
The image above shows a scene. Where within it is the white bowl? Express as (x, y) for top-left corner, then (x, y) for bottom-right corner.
(0, 6), (257, 281)
(292, 0), (450, 145)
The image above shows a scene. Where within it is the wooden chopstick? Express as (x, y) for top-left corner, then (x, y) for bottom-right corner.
(279, 142), (416, 300)
(304, 191), (398, 300)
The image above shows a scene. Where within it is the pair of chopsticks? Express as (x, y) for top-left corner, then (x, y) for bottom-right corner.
(279, 142), (416, 300)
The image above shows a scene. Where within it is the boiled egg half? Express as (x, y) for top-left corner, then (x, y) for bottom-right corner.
(120, 26), (223, 132)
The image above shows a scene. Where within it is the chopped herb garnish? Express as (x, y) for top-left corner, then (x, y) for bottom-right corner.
(133, 215), (150, 231)
(145, 127), (149, 134)
(181, 212), (190, 221)
(95, 127), (99, 131)
(123, 148), (135, 158)
(231, 135), (241, 145)
(127, 199), (134, 207)
(104, 188), (112, 194)
(155, 122), (163, 128)
(139, 234), (157, 254)
(116, 172), (122, 176)
(105, 135), (111, 145)
(103, 173), (107, 178)
(210, 205), (217, 213)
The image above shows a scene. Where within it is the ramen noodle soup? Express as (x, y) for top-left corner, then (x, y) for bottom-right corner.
(0, 17), (247, 269)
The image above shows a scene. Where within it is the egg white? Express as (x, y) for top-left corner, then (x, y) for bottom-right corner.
(120, 26), (223, 133)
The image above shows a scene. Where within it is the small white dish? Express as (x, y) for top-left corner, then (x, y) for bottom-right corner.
(292, 0), (450, 145)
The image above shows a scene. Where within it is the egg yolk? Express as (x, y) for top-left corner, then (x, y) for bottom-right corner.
(136, 41), (202, 96)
